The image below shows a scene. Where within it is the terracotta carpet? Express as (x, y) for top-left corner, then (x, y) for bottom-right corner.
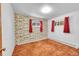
(12, 39), (79, 56)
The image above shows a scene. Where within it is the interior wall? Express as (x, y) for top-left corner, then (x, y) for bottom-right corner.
(2, 3), (15, 56)
(48, 11), (79, 48)
(15, 14), (48, 45)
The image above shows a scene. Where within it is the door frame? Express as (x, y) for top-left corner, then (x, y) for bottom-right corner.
(0, 3), (2, 56)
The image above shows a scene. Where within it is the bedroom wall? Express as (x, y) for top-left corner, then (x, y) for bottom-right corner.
(15, 14), (48, 45)
(2, 3), (15, 56)
(48, 11), (79, 48)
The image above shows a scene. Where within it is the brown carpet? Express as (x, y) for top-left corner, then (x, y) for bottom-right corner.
(12, 39), (79, 56)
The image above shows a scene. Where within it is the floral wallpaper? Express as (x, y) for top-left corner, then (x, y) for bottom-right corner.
(15, 14), (48, 45)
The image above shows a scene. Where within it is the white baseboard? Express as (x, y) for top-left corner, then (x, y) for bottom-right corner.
(48, 38), (79, 49)
(16, 37), (47, 45)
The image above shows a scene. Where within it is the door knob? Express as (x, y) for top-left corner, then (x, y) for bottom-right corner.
(0, 48), (6, 52)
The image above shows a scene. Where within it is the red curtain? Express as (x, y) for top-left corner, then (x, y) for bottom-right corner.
(51, 20), (54, 32)
(40, 18), (43, 32)
(29, 19), (33, 33)
(63, 16), (70, 33)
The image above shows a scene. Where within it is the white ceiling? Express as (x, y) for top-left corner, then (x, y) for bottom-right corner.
(12, 3), (79, 19)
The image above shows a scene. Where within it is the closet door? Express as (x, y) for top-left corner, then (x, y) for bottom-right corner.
(0, 3), (2, 56)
